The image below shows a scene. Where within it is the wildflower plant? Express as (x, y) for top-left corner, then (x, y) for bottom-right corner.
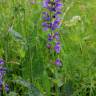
(42, 0), (62, 66)
(0, 59), (9, 94)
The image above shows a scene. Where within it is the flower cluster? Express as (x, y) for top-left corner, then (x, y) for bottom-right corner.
(0, 59), (9, 93)
(42, 0), (62, 66)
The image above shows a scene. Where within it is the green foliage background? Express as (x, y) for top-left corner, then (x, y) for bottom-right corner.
(0, 0), (96, 96)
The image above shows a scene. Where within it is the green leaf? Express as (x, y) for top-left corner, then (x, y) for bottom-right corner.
(13, 76), (43, 96)
(8, 27), (24, 41)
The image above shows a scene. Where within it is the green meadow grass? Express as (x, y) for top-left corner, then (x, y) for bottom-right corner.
(0, 0), (96, 96)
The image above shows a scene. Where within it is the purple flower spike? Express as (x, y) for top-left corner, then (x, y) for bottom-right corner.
(42, 0), (62, 66)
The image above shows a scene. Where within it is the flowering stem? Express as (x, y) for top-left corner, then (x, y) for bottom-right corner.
(42, 0), (62, 66)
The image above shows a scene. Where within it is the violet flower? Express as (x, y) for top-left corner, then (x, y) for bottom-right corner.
(55, 58), (61, 66)
(0, 59), (4, 65)
(5, 84), (9, 93)
(54, 42), (61, 53)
